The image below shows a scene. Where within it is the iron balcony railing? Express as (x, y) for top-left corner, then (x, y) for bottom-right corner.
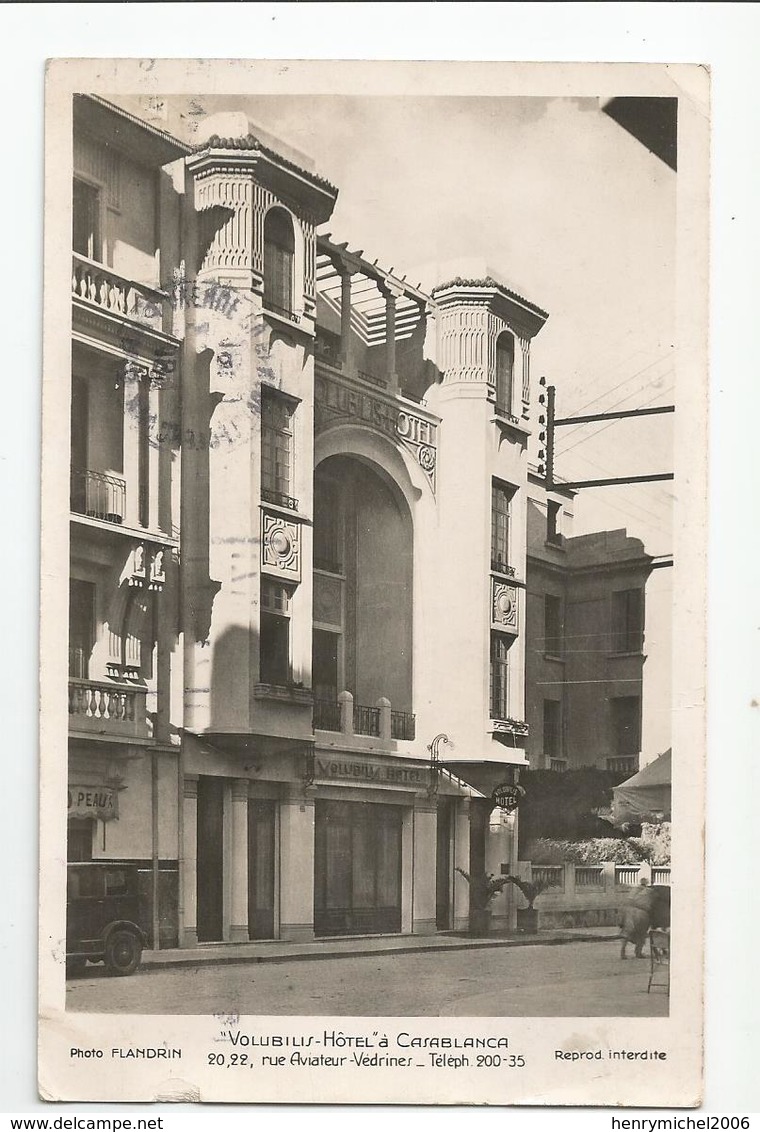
(261, 487), (299, 511)
(313, 699), (342, 732)
(390, 710), (416, 741)
(70, 469), (126, 525)
(263, 297), (300, 323)
(490, 558), (516, 577)
(353, 703), (380, 737)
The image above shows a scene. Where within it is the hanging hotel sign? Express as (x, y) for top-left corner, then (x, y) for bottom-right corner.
(68, 784), (119, 822)
(491, 783), (524, 813)
(314, 374), (437, 486)
(315, 756), (425, 787)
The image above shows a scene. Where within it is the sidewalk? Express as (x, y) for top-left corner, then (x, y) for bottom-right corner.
(142, 926), (619, 970)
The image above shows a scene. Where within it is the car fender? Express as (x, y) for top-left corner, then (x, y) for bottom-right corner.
(101, 920), (148, 948)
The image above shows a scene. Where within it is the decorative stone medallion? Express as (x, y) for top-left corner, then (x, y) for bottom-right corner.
(262, 511), (301, 580)
(492, 579), (519, 633)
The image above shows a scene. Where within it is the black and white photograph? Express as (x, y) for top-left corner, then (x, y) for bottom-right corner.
(37, 56), (709, 1107)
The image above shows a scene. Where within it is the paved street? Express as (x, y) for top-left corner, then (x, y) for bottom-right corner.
(67, 940), (668, 1017)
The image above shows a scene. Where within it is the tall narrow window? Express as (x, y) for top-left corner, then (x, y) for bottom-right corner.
(263, 207), (295, 317)
(612, 588), (644, 653)
(611, 696), (641, 757)
(544, 594), (563, 656)
(260, 580), (292, 686)
(261, 391), (293, 507)
(543, 699), (562, 759)
(489, 633), (511, 720)
(547, 499), (562, 544)
(73, 178), (101, 261)
(69, 579), (95, 678)
(314, 477), (342, 573)
(490, 481), (512, 572)
(495, 331), (515, 415)
(313, 628), (340, 703)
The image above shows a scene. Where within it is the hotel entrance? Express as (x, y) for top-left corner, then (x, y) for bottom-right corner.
(314, 800), (402, 936)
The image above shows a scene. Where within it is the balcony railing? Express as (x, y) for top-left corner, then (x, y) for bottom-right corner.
(490, 559), (516, 577)
(313, 699), (342, 732)
(606, 756), (638, 775)
(390, 710), (416, 741)
(261, 487), (299, 511)
(354, 703), (380, 738)
(72, 254), (168, 332)
(263, 297), (300, 323)
(313, 691), (414, 744)
(70, 469), (126, 525)
(68, 679), (148, 739)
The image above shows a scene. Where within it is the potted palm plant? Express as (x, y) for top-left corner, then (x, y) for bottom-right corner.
(455, 867), (511, 936)
(505, 875), (551, 933)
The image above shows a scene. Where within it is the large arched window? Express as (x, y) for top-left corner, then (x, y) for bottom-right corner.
(263, 207), (295, 317)
(495, 331), (515, 415)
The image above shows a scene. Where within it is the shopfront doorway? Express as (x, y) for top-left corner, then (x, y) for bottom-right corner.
(314, 800), (402, 936)
(248, 799), (276, 939)
(196, 776), (224, 942)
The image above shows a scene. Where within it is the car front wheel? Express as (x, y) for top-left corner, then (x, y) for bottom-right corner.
(104, 929), (142, 976)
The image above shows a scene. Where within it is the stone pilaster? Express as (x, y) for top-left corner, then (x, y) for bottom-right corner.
(180, 776), (199, 947)
(229, 779), (249, 942)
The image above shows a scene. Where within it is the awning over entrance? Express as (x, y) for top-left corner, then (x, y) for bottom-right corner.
(442, 760), (522, 799)
(612, 748), (672, 827)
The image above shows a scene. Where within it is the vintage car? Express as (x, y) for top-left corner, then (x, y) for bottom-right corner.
(66, 862), (147, 976)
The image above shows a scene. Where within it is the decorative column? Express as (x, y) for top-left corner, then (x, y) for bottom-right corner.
(122, 361), (145, 528)
(229, 779), (249, 942)
(180, 776), (198, 947)
(412, 800), (438, 934)
(453, 798), (471, 932)
(380, 281), (403, 394)
(279, 787), (315, 941)
(148, 377), (161, 532)
(339, 267), (354, 369)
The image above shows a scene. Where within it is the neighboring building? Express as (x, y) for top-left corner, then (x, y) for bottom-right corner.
(66, 96), (581, 949)
(525, 473), (654, 774)
(68, 95), (190, 946)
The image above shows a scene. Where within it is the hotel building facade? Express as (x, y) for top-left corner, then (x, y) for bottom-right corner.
(66, 95), (639, 949)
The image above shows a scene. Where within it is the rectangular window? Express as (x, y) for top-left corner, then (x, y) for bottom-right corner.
(543, 699), (562, 758)
(547, 499), (562, 544)
(489, 633), (511, 720)
(73, 178), (101, 261)
(261, 391), (293, 505)
(544, 594), (563, 656)
(69, 579), (95, 678)
(313, 628), (340, 703)
(611, 696), (641, 757)
(612, 588), (644, 653)
(260, 580), (292, 686)
(490, 481), (513, 572)
(314, 477), (342, 573)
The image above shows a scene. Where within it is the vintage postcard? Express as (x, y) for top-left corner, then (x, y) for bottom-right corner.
(39, 58), (709, 1106)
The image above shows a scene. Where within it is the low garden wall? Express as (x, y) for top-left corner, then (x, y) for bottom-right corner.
(515, 860), (672, 929)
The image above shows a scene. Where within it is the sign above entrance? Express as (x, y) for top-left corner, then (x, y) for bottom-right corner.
(68, 784), (119, 822)
(491, 783), (524, 813)
(314, 373), (438, 487)
(315, 756), (425, 788)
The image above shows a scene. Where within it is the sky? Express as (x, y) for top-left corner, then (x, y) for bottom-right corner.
(120, 90), (676, 758)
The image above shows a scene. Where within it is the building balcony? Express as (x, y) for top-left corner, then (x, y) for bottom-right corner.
(72, 254), (171, 335)
(70, 468), (126, 525)
(606, 755), (638, 775)
(68, 678), (149, 740)
(313, 691), (416, 744)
